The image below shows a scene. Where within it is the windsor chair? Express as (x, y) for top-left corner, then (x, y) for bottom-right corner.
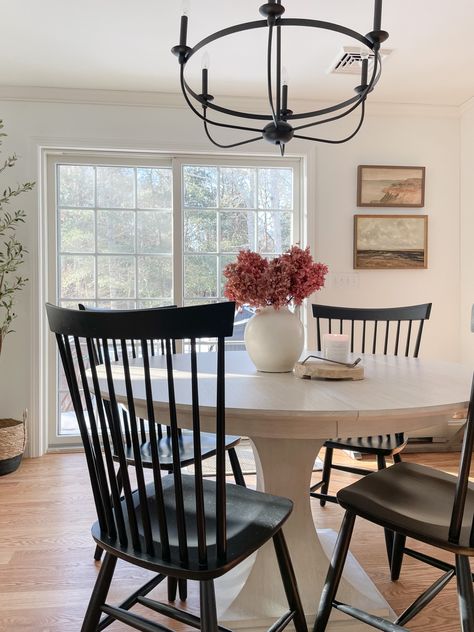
(78, 304), (245, 600)
(47, 302), (307, 632)
(310, 303), (432, 568)
(314, 373), (474, 632)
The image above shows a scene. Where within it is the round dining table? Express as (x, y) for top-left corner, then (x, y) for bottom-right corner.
(104, 350), (473, 631)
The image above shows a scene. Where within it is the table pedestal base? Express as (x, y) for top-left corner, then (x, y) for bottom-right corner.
(215, 438), (392, 631)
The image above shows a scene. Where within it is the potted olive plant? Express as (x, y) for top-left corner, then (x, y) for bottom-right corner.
(0, 120), (34, 475)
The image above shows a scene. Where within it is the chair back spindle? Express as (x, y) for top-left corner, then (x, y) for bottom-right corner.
(312, 303), (432, 358)
(47, 301), (235, 570)
(78, 304), (177, 450)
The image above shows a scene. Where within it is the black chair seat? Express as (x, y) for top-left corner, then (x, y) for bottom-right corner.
(121, 431), (241, 469)
(324, 433), (407, 456)
(338, 462), (474, 554)
(93, 474), (293, 579)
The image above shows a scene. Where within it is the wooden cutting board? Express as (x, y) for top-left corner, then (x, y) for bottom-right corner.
(294, 360), (364, 380)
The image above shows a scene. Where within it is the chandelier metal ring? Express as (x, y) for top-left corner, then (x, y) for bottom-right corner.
(172, 1), (389, 155)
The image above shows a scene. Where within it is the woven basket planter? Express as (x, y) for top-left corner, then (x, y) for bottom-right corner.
(0, 418), (27, 476)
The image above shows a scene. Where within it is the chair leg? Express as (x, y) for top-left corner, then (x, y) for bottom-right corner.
(81, 552), (117, 632)
(390, 532), (406, 581)
(314, 511), (356, 632)
(178, 578), (188, 601)
(167, 576), (178, 601)
(93, 545), (103, 562)
(272, 529), (308, 632)
(376, 455), (394, 568)
(200, 580), (219, 632)
(320, 447), (334, 508)
(393, 452), (402, 464)
(455, 555), (474, 632)
(228, 447), (246, 487)
(376, 454), (387, 469)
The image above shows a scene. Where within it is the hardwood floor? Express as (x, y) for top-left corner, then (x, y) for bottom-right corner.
(0, 450), (472, 631)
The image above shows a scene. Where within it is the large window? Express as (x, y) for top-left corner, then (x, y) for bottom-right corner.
(47, 154), (301, 444)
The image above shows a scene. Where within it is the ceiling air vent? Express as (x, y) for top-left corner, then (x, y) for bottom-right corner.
(328, 46), (392, 75)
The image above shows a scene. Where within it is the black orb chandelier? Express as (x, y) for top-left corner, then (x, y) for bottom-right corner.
(172, 1), (389, 156)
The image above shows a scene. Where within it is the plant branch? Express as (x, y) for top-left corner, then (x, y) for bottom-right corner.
(0, 119), (35, 356)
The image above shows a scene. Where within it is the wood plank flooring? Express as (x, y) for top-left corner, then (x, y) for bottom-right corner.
(0, 450), (472, 631)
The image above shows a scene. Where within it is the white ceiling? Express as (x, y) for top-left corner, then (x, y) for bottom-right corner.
(2, 0), (474, 107)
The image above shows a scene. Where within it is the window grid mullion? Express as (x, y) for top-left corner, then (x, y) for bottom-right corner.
(94, 166), (98, 306)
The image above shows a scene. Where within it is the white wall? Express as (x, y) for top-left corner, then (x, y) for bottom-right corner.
(0, 93), (463, 454)
(460, 102), (474, 364)
(312, 109), (461, 362)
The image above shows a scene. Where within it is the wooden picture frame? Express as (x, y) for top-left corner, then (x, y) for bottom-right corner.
(357, 165), (425, 208)
(354, 214), (428, 269)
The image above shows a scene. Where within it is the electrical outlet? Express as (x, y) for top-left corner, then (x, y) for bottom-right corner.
(330, 273), (360, 289)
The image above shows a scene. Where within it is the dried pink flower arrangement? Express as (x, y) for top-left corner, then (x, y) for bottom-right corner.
(223, 246), (328, 309)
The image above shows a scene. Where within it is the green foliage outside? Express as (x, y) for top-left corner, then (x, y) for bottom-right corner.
(58, 163), (293, 308)
(0, 121), (35, 356)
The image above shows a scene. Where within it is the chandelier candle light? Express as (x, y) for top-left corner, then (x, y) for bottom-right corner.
(172, 0), (389, 155)
(223, 246), (328, 372)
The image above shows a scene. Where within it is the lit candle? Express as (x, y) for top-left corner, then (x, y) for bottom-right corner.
(322, 333), (350, 363)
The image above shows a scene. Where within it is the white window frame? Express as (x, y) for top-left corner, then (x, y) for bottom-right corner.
(44, 150), (302, 450)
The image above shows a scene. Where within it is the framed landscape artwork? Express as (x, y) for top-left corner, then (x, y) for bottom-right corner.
(357, 165), (425, 207)
(354, 214), (428, 269)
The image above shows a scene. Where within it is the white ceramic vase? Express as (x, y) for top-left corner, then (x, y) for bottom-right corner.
(244, 306), (304, 372)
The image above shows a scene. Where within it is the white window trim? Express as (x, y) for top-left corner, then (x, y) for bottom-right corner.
(37, 147), (304, 453)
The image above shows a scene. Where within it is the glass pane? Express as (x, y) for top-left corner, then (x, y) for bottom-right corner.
(60, 255), (95, 299)
(258, 168), (293, 210)
(183, 165), (218, 208)
(137, 299), (174, 309)
(97, 210), (135, 253)
(184, 255), (217, 298)
(97, 166), (135, 208)
(183, 298), (217, 307)
(137, 168), (172, 209)
(61, 300), (94, 310)
(97, 256), (135, 298)
(137, 211), (172, 254)
(220, 167), (255, 208)
(184, 211), (217, 253)
(220, 211), (256, 252)
(137, 256), (173, 298)
(59, 209), (95, 252)
(58, 165), (95, 207)
(96, 299), (137, 310)
(258, 211), (292, 253)
(219, 254), (237, 296)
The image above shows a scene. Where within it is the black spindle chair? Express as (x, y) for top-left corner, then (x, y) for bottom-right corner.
(77, 305), (245, 601)
(310, 303), (432, 505)
(310, 303), (431, 569)
(315, 373), (474, 632)
(47, 302), (307, 632)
